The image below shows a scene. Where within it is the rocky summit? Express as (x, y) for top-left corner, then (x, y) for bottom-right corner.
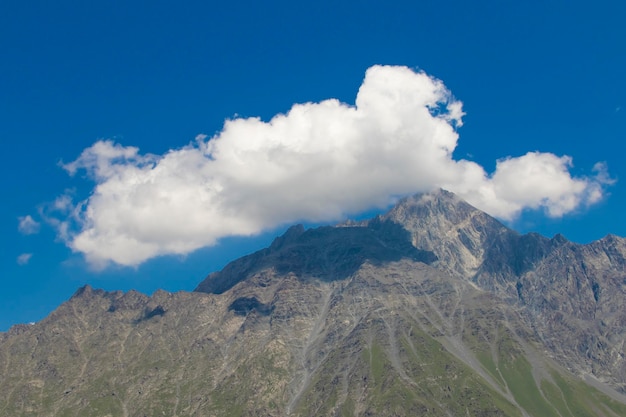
(2, 190), (626, 416)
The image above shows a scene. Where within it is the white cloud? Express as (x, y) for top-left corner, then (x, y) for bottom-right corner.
(49, 65), (612, 267)
(18, 215), (40, 235)
(17, 253), (33, 265)
(452, 153), (611, 219)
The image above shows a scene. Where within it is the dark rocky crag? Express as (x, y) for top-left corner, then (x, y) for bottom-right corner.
(1, 189), (626, 416)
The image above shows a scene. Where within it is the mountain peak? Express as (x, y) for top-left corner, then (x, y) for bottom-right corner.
(197, 189), (536, 295)
(377, 189), (510, 279)
(388, 188), (495, 226)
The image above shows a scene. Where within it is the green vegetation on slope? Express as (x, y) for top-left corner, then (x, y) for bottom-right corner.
(295, 318), (523, 416)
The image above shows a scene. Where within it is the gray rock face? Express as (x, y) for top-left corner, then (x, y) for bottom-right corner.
(2, 189), (626, 416)
(516, 234), (626, 388)
(195, 219), (437, 294)
(377, 190), (553, 291)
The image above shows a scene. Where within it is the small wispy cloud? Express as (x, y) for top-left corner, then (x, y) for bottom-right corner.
(17, 253), (33, 265)
(18, 215), (40, 235)
(44, 65), (614, 268)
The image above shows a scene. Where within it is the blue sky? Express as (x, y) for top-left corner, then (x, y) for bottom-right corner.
(1, 0), (625, 331)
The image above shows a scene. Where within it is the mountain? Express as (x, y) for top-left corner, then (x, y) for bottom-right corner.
(1, 189), (626, 416)
(377, 190), (626, 391)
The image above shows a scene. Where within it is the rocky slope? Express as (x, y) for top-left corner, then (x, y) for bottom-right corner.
(1, 189), (625, 416)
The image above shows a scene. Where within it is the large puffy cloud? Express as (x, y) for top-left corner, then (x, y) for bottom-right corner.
(52, 65), (611, 267)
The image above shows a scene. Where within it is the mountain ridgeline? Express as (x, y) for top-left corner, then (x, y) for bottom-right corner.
(2, 189), (626, 416)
